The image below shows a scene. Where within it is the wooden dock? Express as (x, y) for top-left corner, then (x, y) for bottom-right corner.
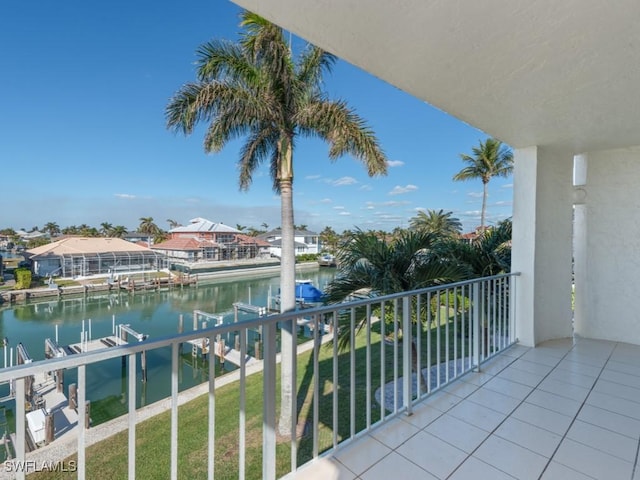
(186, 338), (259, 367)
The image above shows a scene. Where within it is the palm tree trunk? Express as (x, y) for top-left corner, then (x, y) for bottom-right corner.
(278, 175), (296, 437)
(481, 180), (488, 229)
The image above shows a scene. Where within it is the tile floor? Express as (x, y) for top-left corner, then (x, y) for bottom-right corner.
(285, 338), (640, 480)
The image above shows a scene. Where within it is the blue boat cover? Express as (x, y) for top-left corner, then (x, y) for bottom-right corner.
(295, 282), (324, 303)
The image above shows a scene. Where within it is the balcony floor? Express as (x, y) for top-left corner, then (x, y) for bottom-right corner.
(288, 338), (640, 480)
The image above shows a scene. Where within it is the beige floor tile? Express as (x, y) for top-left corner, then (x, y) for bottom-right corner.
(400, 401), (442, 428)
(553, 438), (633, 480)
(511, 402), (573, 436)
(474, 435), (548, 480)
(497, 366), (545, 387)
(566, 420), (638, 462)
(482, 376), (533, 400)
(360, 451), (437, 480)
(593, 378), (640, 404)
(284, 457), (356, 480)
(586, 391), (640, 420)
(494, 417), (562, 457)
(396, 430), (468, 479)
(540, 461), (597, 479)
(525, 389), (582, 417)
(443, 379), (479, 398)
(577, 404), (640, 440)
(537, 377), (591, 402)
(547, 368), (597, 389)
(368, 416), (420, 449)
(425, 413), (490, 453)
(599, 368), (640, 390)
(510, 359), (555, 376)
(466, 387), (521, 414)
(447, 399), (507, 431)
(449, 456), (516, 480)
(333, 435), (391, 476)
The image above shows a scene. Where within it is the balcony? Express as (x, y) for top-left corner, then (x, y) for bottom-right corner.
(291, 337), (640, 479)
(1, 273), (637, 479)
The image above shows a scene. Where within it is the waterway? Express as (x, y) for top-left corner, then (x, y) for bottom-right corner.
(0, 267), (336, 424)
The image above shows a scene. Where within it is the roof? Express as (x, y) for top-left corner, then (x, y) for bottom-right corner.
(26, 237), (153, 257)
(170, 217), (240, 234)
(260, 228), (318, 238)
(235, 234), (271, 247)
(151, 238), (222, 251)
(267, 238), (309, 249)
(235, 0), (640, 153)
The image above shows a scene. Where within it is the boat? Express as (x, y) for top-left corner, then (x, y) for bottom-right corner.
(295, 279), (325, 303)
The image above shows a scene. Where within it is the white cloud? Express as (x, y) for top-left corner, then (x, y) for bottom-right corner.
(414, 206), (427, 212)
(381, 200), (411, 207)
(305, 174), (321, 180)
(387, 160), (405, 167)
(338, 211), (351, 216)
(467, 191), (484, 198)
(334, 206), (345, 210)
(320, 198), (333, 204)
(359, 184), (373, 191)
(389, 184), (418, 195)
(114, 193), (136, 199)
(493, 200), (513, 206)
(502, 183), (513, 189)
(332, 176), (358, 186)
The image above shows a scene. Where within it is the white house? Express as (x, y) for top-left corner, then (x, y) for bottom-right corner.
(258, 228), (319, 257)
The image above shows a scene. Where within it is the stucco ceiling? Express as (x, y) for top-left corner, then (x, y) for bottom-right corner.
(232, 0), (640, 154)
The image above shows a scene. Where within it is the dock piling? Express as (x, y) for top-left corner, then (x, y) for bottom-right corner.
(69, 383), (77, 410)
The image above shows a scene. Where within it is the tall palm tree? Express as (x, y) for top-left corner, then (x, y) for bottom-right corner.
(138, 217), (159, 235)
(166, 219), (181, 230)
(453, 138), (513, 229)
(111, 225), (128, 239)
(166, 12), (387, 437)
(42, 222), (60, 237)
(100, 222), (114, 237)
(409, 209), (462, 237)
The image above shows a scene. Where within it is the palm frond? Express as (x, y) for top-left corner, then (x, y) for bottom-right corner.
(296, 99), (387, 176)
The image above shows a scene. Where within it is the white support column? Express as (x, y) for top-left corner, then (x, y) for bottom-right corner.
(512, 146), (574, 346)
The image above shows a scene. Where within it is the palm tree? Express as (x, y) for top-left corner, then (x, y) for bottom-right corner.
(324, 229), (468, 388)
(166, 219), (181, 230)
(166, 12), (387, 437)
(409, 209), (462, 238)
(138, 217), (159, 235)
(43, 222), (60, 237)
(442, 218), (512, 277)
(111, 225), (128, 238)
(453, 138), (513, 229)
(100, 222), (114, 237)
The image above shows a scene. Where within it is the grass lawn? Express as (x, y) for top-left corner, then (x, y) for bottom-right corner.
(28, 310), (471, 479)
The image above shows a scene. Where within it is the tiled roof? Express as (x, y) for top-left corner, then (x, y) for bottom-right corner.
(170, 217), (240, 234)
(151, 237), (222, 251)
(235, 234), (271, 247)
(27, 237), (152, 256)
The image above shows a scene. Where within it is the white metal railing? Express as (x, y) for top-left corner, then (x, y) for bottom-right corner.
(0, 273), (518, 479)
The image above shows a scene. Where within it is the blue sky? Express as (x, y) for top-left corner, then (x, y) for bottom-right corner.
(0, 0), (512, 234)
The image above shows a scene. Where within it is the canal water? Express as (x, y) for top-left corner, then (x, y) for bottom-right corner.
(0, 268), (336, 424)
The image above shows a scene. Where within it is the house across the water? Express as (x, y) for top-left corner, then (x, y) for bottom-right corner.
(24, 237), (169, 278)
(151, 217), (271, 263)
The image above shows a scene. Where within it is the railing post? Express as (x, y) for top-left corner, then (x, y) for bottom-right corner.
(262, 322), (276, 480)
(15, 377), (25, 480)
(402, 296), (412, 415)
(472, 282), (481, 372)
(509, 274), (517, 343)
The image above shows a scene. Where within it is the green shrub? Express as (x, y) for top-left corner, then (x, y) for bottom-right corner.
(14, 268), (32, 290)
(296, 253), (320, 262)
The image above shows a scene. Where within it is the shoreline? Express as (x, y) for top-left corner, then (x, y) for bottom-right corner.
(0, 261), (325, 305)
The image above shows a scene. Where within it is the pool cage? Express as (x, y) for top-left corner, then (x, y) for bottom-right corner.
(58, 251), (169, 278)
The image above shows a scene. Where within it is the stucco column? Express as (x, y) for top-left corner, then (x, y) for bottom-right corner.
(512, 146), (574, 346)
